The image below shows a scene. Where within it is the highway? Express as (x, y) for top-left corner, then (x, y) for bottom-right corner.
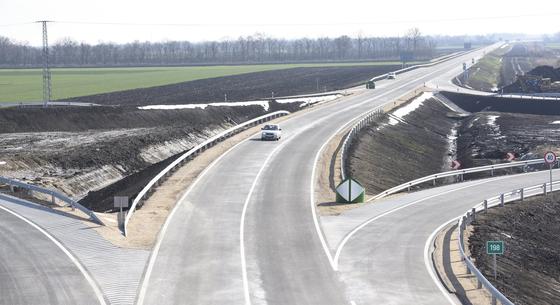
(0, 202), (100, 305)
(329, 170), (558, 304)
(138, 44), (502, 305)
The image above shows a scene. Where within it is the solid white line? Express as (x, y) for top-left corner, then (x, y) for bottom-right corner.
(239, 137), (295, 305)
(423, 216), (462, 305)
(136, 134), (256, 305)
(0, 204), (108, 305)
(333, 174), (522, 270)
(309, 49), (494, 269)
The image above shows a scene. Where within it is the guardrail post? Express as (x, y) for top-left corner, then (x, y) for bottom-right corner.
(471, 208), (476, 221)
(500, 194), (505, 207)
(484, 200), (488, 213)
(51, 194), (56, 205)
(491, 167), (494, 176)
(433, 176), (436, 186)
(544, 183), (548, 196)
(520, 188), (524, 201)
(9, 185), (14, 192)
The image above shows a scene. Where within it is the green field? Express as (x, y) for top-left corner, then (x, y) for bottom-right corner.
(0, 61), (415, 102)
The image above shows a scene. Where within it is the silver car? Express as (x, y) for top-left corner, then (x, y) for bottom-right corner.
(261, 124), (282, 141)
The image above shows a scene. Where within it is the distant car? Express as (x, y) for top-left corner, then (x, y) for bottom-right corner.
(387, 72), (396, 79)
(366, 80), (375, 89)
(261, 124), (282, 141)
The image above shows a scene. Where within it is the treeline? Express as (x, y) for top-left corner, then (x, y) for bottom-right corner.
(0, 29), (508, 67)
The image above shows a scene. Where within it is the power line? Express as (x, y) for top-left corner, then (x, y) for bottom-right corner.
(52, 12), (560, 27)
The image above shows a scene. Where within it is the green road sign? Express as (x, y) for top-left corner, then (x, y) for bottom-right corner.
(486, 241), (504, 255)
(335, 178), (365, 203)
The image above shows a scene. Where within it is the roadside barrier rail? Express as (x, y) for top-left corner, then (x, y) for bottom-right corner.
(0, 176), (104, 225)
(123, 110), (290, 236)
(370, 159), (550, 201)
(340, 48), (485, 181)
(458, 180), (560, 305)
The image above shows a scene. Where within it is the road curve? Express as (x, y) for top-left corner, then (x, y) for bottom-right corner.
(0, 202), (101, 305)
(332, 170), (558, 305)
(139, 44), (501, 305)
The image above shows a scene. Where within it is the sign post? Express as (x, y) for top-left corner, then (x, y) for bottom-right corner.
(486, 240), (504, 279)
(114, 196), (129, 231)
(544, 151), (557, 193)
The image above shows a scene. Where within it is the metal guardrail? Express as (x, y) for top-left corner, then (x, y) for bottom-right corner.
(458, 179), (560, 305)
(340, 108), (384, 180)
(340, 50), (477, 181)
(123, 110), (290, 236)
(0, 176), (104, 225)
(370, 159), (551, 201)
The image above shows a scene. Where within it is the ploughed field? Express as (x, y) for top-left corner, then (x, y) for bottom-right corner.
(0, 63), (401, 103)
(57, 65), (400, 106)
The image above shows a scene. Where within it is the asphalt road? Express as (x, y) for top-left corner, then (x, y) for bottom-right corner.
(332, 170), (559, 305)
(139, 44), (503, 305)
(0, 203), (101, 305)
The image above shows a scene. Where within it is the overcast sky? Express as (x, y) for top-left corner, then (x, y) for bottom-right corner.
(1, 0), (559, 46)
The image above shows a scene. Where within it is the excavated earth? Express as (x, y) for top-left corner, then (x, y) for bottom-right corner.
(469, 195), (560, 305)
(345, 93), (460, 195)
(346, 92), (560, 196)
(0, 101), (301, 212)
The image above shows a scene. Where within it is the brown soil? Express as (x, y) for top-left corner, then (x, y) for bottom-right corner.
(0, 102), (302, 212)
(457, 111), (560, 177)
(345, 94), (460, 195)
(468, 193), (560, 305)
(58, 65), (400, 106)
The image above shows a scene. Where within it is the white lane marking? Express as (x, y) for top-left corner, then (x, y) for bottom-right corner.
(140, 45), (495, 303)
(0, 204), (108, 305)
(240, 137), (295, 305)
(136, 135), (256, 305)
(333, 173), (529, 270)
(424, 216), (462, 305)
(309, 49), (494, 269)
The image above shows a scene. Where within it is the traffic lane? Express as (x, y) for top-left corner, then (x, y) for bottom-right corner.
(338, 170), (558, 305)
(139, 42), (501, 304)
(0, 207), (100, 305)
(239, 44), (502, 304)
(245, 125), (349, 305)
(141, 138), (284, 305)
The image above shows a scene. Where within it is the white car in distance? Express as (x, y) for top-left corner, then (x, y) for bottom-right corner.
(261, 124), (282, 141)
(387, 72), (397, 79)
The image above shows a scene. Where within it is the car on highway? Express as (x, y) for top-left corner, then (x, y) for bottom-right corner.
(261, 124), (282, 141)
(387, 72), (396, 79)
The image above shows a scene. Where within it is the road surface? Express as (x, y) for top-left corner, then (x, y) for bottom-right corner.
(139, 43), (502, 305)
(329, 170), (558, 304)
(0, 201), (101, 305)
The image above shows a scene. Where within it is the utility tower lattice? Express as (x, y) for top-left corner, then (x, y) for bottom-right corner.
(39, 21), (52, 107)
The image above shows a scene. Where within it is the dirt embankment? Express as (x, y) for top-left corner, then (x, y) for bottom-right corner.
(457, 111), (560, 173)
(457, 43), (558, 92)
(469, 195), (560, 305)
(441, 92), (560, 115)
(345, 93), (460, 195)
(0, 102), (301, 212)
(58, 65), (400, 106)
